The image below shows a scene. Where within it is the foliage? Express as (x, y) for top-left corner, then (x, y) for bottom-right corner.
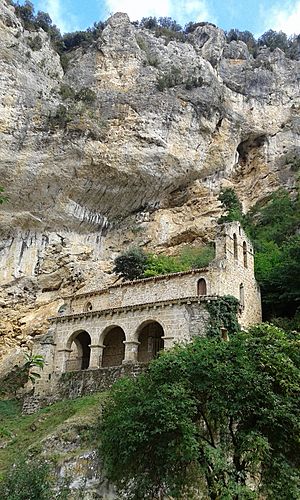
(157, 66), (182, 90)
(143, 245), (214, 278)
(113, 247), (148, 281)
(0, 186), (7, 204)
(98, 323), (300, 499)
(218, 187), (243, 223)
(144, 253), (183, 277)
(0, 393), (104, 475)
(48, 104), (70, 129)
(226, 29), (257, 55)
(24, 353), (45, 384)
(179, 245), (215, 269)
(27, 34), (43, 51)
(0, 456), (53, 499)
(59, 83), (75, 100)
(244, 189), (300, 319)
(205, 295), (240, 337)
(139, 17), (185, 43)
(258, 29), (289, 52)
(75, 87), (96, 103)
(0, 353), (44, 398)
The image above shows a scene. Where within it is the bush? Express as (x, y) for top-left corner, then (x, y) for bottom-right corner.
(144, 254), (184, 277)
(59, 84), (75, 100)
(157, 67), (182, 90)
(0, 457), (52, 500)
(179, 245), (215, 269)
(48, 105), (70, 129)
(75, 87), (96, 103)
(27, 34), (43, 51)
(113, 248), (148, 281)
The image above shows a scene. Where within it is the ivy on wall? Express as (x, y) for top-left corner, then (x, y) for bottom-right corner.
(205, 295), (240, 337)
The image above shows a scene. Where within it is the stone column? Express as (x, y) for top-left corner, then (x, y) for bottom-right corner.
(123, 341), (140, 364)
(89, 344), (105, 369)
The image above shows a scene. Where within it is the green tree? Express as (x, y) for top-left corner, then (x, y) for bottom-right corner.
(99, 324), (300, 499)
(113, 247), (148, 281)
(218, 187), (243, 223)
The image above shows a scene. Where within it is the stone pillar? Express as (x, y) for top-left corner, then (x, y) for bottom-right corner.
(55, 348), (72, 372)
(123, 341), (140, 364)
(89, 344), (105, 369)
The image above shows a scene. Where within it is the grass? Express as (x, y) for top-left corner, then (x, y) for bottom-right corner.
(0, 393), (105, 476)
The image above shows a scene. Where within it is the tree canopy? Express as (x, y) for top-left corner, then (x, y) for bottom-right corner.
(98, 323), (300, 499)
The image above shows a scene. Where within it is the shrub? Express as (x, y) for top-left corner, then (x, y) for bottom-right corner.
(179, 245), (215, 269)
(75, 87), (96, 103)
(0, 457), (52, 500)
(48, 105), (70, 129)
(144, 254), (184, 277)
(157, 67), (182, 90)
(27, 34), (43, 51)
(113, 248), (148, 281)
(59, 84), (75, 100)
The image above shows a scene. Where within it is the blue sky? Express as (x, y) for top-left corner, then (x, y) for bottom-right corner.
(27, 0), (300, 36)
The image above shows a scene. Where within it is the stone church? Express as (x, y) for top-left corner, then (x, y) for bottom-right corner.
(30, 221), (261, 402)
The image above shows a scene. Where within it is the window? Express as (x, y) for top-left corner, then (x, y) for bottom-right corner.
(84, 302), (93, 312)
(233, 233), (238, 259)
(243, 241), (248, 268)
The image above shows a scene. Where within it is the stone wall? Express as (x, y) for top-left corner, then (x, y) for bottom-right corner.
(60, 222), (261, 328)
(23, 363), (146, 413)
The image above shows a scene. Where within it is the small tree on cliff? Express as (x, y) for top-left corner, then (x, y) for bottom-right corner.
(98, 324), (300, 499)
(0, 186), (7, 204)
(113, 247), (148, 281)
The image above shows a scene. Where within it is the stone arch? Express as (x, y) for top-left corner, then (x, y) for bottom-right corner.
(239, 283), (245, 308)
(84, 301), (93, 312)
(197, 278), (207, 296)
(233, 233), (238, 259)
(137, 320), (164, 363)
(243, 241), (248, 268)
(66, 330), (91, 371)
(101, 326), (125, 367)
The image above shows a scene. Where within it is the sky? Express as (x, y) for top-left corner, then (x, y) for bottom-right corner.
(28, 0), (300, 36)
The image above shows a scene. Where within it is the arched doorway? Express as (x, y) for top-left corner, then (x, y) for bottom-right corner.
(102, 326), (125, 367)
(197, 278), (207, 296)
(67, 330), (91, 371)
(137, 321), (164, 363)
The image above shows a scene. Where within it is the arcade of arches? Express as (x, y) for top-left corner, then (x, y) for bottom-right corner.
(65, 321), (165, 371)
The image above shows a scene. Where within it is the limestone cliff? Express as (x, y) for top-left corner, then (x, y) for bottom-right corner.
(0, 0), (299, 357)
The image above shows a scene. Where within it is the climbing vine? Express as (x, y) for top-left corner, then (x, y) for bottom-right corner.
(205, 295), (240, 337)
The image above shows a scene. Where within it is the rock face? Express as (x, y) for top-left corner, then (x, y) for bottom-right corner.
(0, 1), (299, 358)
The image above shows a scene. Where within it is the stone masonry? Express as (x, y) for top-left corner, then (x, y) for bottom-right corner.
(31, 222), (261, 399)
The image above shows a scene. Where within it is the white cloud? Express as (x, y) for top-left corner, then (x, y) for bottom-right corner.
(260, 1), (300, 35)
(104, 0), (216, 26)
(37, 0), (78, 33)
